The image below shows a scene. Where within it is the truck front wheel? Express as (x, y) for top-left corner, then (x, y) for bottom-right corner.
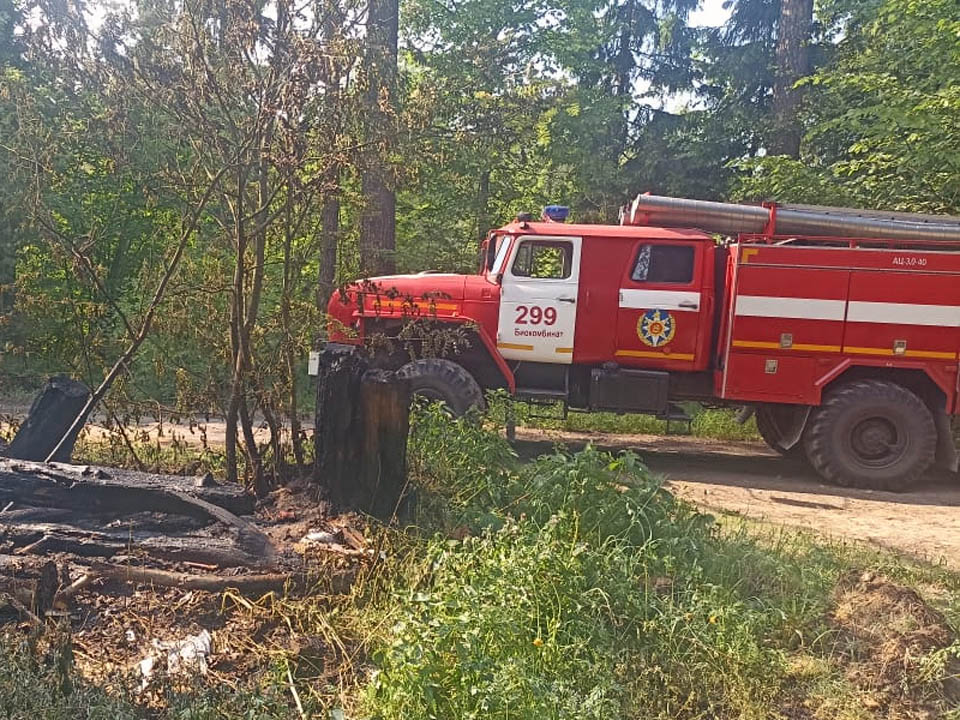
(803, 380), (935, 492)
(396, 358), (484, 416)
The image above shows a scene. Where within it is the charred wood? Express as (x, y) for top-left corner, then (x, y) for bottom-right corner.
(0, 458), (254, 516)
(3, 376), (90, 463)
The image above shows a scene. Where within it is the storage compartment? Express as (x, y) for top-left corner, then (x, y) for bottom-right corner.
(723, 352), (818, 404)
(589, 368), (669, 413)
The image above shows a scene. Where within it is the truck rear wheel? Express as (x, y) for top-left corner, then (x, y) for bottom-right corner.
(803, 380), (935, 492)
(396, 358), (484, 416)
(755, 405), (806, 461)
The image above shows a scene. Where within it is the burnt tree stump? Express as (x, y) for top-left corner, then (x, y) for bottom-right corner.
(314, 347), (411, 518)
(4, 376), (90, 462)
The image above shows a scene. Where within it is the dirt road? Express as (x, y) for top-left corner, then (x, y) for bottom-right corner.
(514, 428), (960, 569)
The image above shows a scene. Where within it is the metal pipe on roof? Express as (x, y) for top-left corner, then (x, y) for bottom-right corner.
(622, 193), (960, 243)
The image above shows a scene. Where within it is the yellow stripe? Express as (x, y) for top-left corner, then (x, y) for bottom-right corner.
(555, 347), (574, 354)
(497, 342), (534, 351)
(903, 349), (958, 359)
(732, 340), (841, 353)
(733, 340), (780, 350)
(615, 349), (696, 361)
(844, 346), (957, 360)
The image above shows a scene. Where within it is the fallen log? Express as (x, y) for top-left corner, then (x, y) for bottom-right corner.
(165, 489), (275, 557)
(0, 458), (254, 517)
(86, 561), (356, 596)
(87, 562), (300, 595)
(0, 521), (265, 567)
(0, 507), (75, 523)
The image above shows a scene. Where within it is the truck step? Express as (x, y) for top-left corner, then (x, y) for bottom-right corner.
(657, 402), (692, 423)
(515, 387), (568, 402)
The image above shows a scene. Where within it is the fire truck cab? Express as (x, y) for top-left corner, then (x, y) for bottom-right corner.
(326, 195), (960, 492)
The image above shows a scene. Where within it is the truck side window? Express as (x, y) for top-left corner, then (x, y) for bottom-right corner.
(511, 240), (572, 279)
(631, 244), (694, 283)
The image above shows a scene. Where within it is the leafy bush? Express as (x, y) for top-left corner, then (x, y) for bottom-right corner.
(367, 407), (787, 719)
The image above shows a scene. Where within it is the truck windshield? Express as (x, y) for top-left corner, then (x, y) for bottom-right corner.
(489, 235), (512, 275)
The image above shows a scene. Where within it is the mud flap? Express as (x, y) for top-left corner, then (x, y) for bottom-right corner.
(773, 405), (811, 452)
(933, 407), (958, 473)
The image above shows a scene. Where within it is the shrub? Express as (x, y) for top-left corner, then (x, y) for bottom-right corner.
(366, 408), (785, 719)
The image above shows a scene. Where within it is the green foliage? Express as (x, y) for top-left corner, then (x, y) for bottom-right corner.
(361, 406), (960, 719)
(735, 0), (960, 213)
(369, 407), (802, 719)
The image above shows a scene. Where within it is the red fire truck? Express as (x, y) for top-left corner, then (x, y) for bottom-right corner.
(326, 194), (960, 492)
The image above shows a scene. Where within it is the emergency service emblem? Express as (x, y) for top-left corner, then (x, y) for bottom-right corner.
(637, 309), (676, 348)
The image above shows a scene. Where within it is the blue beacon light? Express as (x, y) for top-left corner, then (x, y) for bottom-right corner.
(542, 205), (569, 222)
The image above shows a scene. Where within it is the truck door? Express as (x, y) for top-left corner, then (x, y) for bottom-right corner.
(497, 235), (581, 363)
(615, 241), (705, 370)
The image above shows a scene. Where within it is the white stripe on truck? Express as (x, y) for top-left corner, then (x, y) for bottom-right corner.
(735, 295), (846, 321)
(846, 301), (960, 327)
(734, 295), (960, 327)
(618, 289), (701, 310)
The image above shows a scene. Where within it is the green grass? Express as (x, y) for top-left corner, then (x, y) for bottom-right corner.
(354, 405), (960, 720)
(491, 396), (761, 441)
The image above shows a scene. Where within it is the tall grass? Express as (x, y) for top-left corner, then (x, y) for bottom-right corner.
(359, 406), (819, 719)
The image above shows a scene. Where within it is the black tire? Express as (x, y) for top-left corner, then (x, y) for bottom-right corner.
(755, 405), (807, 461)
(803, 380), (935, 492)
(396, 358), (484, 416)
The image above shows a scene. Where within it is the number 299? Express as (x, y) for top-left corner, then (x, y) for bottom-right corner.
(515, 305), (557, 325)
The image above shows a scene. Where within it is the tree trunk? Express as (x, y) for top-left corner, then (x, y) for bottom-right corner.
(770, 0), (813, 157)
(360, 171), (396, 275)
(4, 376), (90, 463)
(225, 168), (249, 485)
(475, 169), (491, 245)
(358, 369), (410, 517)
(359, 0), (399, 276)
(280, 195), (305, 467)
(317, 172), (340, 312)
(314, 346), (367, 503)
(313, 347), (410, 518)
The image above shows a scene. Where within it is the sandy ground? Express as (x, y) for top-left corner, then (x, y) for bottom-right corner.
(513, 428), (960, 570)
